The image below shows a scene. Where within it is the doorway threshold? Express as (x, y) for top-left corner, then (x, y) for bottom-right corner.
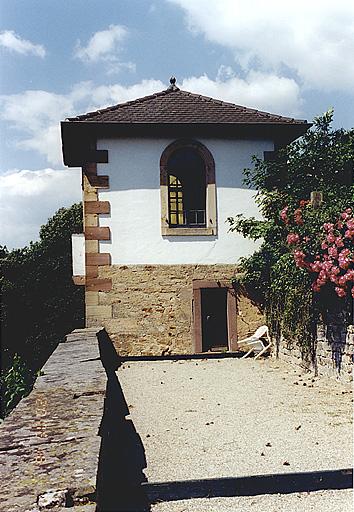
(121, 352), (243, 363)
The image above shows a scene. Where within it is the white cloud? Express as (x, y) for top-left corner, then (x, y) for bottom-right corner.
(0, 90), (73, 165)
(0, 168), (81, 249)
(74, 24), (135, 74)
(169, 0), (354, 92)
(75, 24), (127, 62)
(72, 79), (165, 111)
(0, 30), (46, 57)
(181, 69), (302, 117)
(0, 79), (165, 165)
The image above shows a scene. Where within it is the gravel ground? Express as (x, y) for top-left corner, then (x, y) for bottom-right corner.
(118, 357), (353, 511)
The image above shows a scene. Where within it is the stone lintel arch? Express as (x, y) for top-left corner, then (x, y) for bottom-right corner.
(160, 139), (217, 236)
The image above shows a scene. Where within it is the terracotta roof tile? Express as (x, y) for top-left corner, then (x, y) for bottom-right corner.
(67, 87), (308, 125)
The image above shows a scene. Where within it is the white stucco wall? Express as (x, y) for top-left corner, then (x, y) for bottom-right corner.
(71, 233), (85, 275)
(96, 137), (273, 265)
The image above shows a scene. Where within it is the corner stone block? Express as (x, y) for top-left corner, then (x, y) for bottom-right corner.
(86, 304), (113, 319)
(85, 227), (110, 240)
(86, 253), (111, 266)
(86, 291), (99, 305)
(85, 201), (111, 214)
(85, 240), (99, 253)
(86, 277), (112, 292)
(87, 175), (109, 189)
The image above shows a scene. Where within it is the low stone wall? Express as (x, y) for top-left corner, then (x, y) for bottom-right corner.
(316, 324), (353, 381)
(276, 326), (354, 382)
(0, 328), (105, 512)
(86, 264), (264, 356)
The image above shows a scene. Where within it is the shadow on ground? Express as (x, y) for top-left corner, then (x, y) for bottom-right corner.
(143, 468), (353, 503)
(95, 330), (150, 512)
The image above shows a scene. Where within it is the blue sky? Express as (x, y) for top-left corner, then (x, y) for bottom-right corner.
(1, 0), (353, 247)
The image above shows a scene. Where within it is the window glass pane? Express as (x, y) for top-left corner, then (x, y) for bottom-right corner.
(165, 146), (210, 229)
(168, 173), (185, 225)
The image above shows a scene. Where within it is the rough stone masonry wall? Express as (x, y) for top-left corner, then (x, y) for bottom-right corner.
(86, 264), (264, 356)
(277, 325), (353, 383)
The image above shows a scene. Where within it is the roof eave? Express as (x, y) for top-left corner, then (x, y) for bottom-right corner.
(61, 120), (312, 167)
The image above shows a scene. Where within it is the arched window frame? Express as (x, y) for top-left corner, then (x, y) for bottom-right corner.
(160, 139), (217, 236)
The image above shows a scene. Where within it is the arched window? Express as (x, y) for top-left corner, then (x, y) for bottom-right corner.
(160, 139), (217, 236)
(167, 147), (206, 227)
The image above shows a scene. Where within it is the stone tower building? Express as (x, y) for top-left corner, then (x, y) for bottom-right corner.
(61, 79), (310, 355)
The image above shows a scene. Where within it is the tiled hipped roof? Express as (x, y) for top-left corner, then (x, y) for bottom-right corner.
(67, 87), (307, 126)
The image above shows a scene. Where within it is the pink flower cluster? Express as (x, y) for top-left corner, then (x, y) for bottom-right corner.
(310, 256), (354, 297)
(294, 249), (307, 268)
(281, 204), (354, 299)
(280, 207), (289, 224)
(287, 233), (300, 245)
(280, 202), (308, 225)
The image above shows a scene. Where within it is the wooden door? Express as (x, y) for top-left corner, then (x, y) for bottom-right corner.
(201, 288), (228, 351)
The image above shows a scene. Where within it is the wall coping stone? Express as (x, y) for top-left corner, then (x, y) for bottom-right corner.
(0, 327), (106, 511)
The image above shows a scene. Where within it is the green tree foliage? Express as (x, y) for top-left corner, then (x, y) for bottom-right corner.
(229, 111), (354, 356)
(0, 203), (84, 416)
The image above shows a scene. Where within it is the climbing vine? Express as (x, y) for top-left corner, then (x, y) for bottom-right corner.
(229, 109), (354, 358)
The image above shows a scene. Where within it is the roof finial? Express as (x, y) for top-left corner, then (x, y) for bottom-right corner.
(168, 76), (179, 91)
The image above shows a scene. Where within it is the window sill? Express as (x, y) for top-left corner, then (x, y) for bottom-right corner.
(161, 227), (217, 236)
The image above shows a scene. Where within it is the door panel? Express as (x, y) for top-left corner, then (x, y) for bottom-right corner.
(201, 288), (228, 351)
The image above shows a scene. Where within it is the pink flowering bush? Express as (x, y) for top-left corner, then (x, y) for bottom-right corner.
(281, 205), (354, 299)
(229, 110), (353, 358)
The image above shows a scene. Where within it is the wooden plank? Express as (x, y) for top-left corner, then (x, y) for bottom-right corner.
(86, 278), (112, 292)
(86, 253), (111, 266)
(72, 275), (85, 286)
(85, 227), (110, 240)
(87, 175), (109, 188)
(84, 201), (110, 214)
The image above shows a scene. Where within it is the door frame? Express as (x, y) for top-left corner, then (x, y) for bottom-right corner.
(192, 280), (238, 353)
